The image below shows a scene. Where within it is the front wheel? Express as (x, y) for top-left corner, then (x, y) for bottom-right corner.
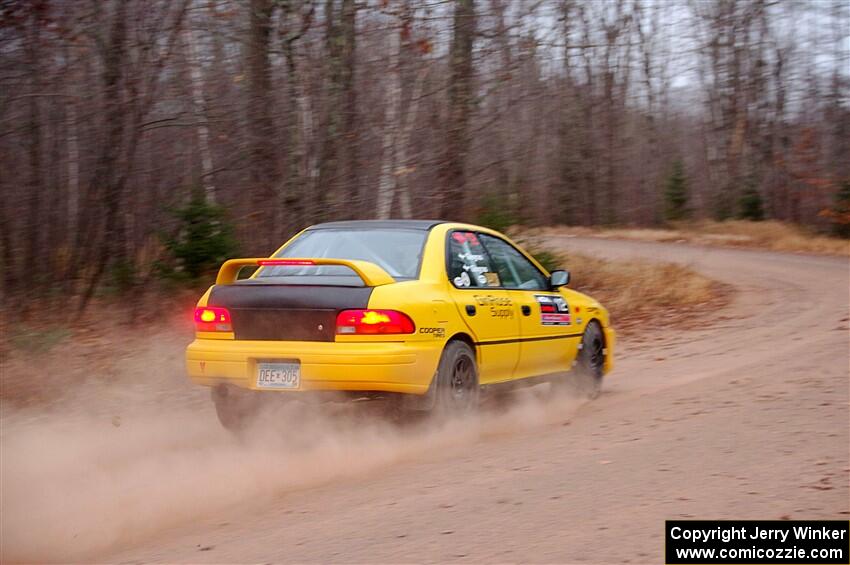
(568, 322), (606, 399)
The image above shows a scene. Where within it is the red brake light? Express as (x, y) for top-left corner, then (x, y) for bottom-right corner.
(336, 309), (415, 335)
(194, 306), (232, 332)
(257, 259), (315, 266)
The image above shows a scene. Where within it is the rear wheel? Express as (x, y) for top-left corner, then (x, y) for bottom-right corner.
(569, 322), (606, 399)
(211, 385), (260, 433)
(433, 341), (480, 415)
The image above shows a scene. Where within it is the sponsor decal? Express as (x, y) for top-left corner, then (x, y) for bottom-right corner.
(454, 272), (471, 287)
(458, 252), (484, 262)
(474, 294), (514, 318)
(534, 294), (571, 325)
(451, 231), (502, 288)
(452, 231), (480, 245)
(462, 262), (489, 275)
(419, 327), (446, 338)
(473, 294), (512, 307)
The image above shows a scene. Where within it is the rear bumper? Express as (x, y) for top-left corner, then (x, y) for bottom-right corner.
(186, 338), (442, 394)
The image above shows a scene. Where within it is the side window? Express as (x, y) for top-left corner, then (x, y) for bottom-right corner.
(447, 231), (501, 288)
(478, 234), (549, 291)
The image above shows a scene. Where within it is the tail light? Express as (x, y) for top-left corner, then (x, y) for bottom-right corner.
(336, 309), (415, 335)
(194, 306), (232, 332)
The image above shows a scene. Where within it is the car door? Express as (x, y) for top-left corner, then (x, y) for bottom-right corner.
(445, 230), (520, 384)
(477, 234), (579, 381)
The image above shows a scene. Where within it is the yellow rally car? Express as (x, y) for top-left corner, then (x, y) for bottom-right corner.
(186, 220), (614, 429)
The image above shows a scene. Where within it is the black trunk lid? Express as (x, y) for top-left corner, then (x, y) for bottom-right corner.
(207, 284), (373, 341)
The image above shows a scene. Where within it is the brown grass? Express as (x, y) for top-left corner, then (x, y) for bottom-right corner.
(539, 220), (850, 256)
(556, 251), (729, 333)
(1, 252), (728, 407)
(0, 298), (197, 409)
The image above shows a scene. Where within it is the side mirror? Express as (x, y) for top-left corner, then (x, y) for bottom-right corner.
(549, 269), (570, 289)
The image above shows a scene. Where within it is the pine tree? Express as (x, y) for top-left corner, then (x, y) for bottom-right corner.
(159, 190), (238, 281)
(738, 178), (765, 221)
(825, 180), (850, 238)
(477, 194), (516, 233)
(663, 159), (690, 222)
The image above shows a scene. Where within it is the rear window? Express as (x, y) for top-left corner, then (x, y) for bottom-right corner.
(254, 228), (427, 285)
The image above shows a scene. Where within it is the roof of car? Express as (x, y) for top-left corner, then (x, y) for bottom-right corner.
(307, 219), (448, 231)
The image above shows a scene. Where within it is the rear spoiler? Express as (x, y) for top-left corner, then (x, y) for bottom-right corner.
(215, 258), (396, 287)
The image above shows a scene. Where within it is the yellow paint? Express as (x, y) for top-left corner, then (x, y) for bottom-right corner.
(215, 257), (395, 286)
(186, 222), (615, 396)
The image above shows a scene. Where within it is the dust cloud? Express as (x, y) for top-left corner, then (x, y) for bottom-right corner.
(1, 364), (585, 563)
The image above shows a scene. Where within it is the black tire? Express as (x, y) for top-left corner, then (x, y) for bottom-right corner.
(211, 385), (260, 433)
(570, 321), (606, 399)
(433, 341), (480, 415)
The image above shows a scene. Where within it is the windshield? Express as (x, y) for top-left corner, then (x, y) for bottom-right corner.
(254, 228), (427, 285)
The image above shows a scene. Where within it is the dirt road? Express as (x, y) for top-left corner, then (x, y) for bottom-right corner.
(3, 239), (848, 563)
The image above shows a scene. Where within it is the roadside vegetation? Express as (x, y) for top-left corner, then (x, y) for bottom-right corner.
(1, 243), (727, 410)
(522, 245), (729, 335)
(537, 221), (850, 256)
(2, 2), (847, 315)
(0, 300), (195, 410)
(566, 253), (725, 327)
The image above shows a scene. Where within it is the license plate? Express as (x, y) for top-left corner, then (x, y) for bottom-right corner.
(256, 361), (301, 389)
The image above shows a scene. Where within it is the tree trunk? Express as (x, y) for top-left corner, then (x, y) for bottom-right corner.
(315, 0), (342, 221)
(66, 92), (79, 243)
(339, 0), (359, 216)
(376, 17), (401, 220)
(246, 0), (278, 251)
(184, 18), (216, 203)
(440, 0), (475, 220)
(76, 0), (130, 312)
(397, 63), (428, 219)
(25, 9), (44, 295)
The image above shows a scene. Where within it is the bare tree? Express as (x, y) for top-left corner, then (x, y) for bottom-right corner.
(184, 5), (217, 203)
(245, 0), (278, 251)
(0, 0), (847, 311)
(440, 0), (476, 219)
